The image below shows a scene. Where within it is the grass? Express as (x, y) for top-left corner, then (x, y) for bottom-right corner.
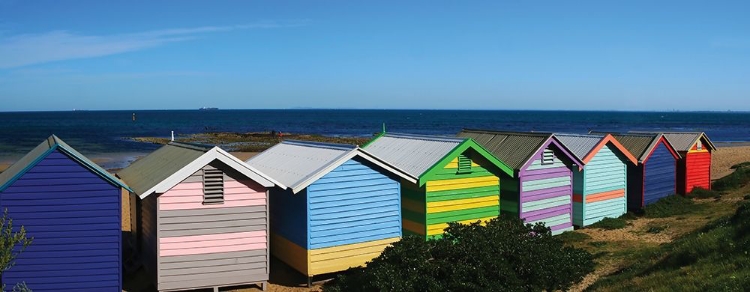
(574, 164), (750, 292)
(686, 187), (722, 199)
(589, 217), (628, 230)
(586, 202), (750, 291)
(713, 162), (750, 191)
(558, 231), (592, 243)
(643, 195), (701, 218)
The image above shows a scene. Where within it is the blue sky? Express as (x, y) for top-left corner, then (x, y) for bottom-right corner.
(0, 1), (748, 111)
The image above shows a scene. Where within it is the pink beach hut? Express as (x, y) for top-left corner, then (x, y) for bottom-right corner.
(117, 142), (283, 291)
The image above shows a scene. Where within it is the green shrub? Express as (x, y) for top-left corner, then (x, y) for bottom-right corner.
(713, 162), (750, 191)
(687, 187), (721, 199)
(643, 195), (699, 218)
(324, 216), (595, 292)
(589, 217), (628, 230)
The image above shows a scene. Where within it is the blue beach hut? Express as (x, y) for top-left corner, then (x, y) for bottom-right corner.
(609, 133), (681, 209)
(245, 140), (413, 281)
(0, 135), (130, 291)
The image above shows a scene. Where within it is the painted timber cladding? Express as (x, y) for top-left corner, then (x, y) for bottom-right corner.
(155, 163), (269, 291)
(1, 149), (122, 291)
(402, 150), (500, 238)
(573, 144), (627, 226)
(643, 143), (677, 205)
(685, 151), (711, 193)
(269, 158), (401, 276)
(519, 147), (573, 235)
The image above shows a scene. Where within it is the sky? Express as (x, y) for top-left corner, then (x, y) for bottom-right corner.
(0, 1), (749, 111)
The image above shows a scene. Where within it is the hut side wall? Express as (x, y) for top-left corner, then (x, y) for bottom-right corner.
(140, 193), (159, 287)
(519, 146), (573, 235)
(573, 144), (627, 227)
(1, 149), (122, 291)
(269, 187), (309, 275)
(643, 142), (677, 205)
(401, 180), (427, 237)
(306, 157), (401, 276)
(155, 163), (268, 291)
(499, 173), (520, 217)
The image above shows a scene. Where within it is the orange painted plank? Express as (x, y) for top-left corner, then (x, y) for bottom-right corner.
(586, 189), (625, 203)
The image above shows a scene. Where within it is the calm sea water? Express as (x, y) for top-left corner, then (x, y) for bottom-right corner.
(1, 109), (748, 162)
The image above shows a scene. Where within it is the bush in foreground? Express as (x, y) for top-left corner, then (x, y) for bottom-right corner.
(324, 216), (594, 292)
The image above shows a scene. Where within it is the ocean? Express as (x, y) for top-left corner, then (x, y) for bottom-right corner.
(1, 109), (749, 168)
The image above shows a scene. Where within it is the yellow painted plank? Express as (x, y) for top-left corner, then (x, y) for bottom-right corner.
(309, 252), (383, 275)
(270, 233), (308, 276)
(443, 158), (481, 169)
(402, 197), (425, 214)
(426, 216), (495, 236)
(688, 149), (709, 153)
(427, 197), (499, 213)
(309, 237), (399, 275)
(403, 219), (426, 235)
(426, 176), (498, 192)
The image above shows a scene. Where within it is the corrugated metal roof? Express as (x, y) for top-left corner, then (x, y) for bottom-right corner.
(245, 140), (356, 192)
(117, 142), (209, 196)
(361, 133), (465, 178)
(611, 133), (661, 161)
(0, 135), (131, 192)
(554, 133), (604, 162)
(457, 129), (552, 170)
(633, 132), (716, 152)
(246, 140), (414, 193)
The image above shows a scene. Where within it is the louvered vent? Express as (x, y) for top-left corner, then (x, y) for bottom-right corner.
(203, 168), (224, 204)
(542, 149), (555, 165)
(457, 154), (472, 174)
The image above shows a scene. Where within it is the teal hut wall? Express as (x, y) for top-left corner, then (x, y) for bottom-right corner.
(572, 144), (628, 227)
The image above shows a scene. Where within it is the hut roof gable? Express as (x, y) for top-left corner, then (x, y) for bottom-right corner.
(661, 132), (717, 152)
(555, 133), (638, 165)
(0, 135), (131, 192)
(457, 129), (582, 172)
(246, 140), (414, 194)
(118, 142), (279, 199)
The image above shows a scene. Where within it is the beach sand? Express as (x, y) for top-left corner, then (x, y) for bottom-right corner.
(711, 146), (750, 180)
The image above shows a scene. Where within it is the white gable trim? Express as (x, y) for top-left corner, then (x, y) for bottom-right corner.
(138, 147), (285, 199)
(287, 147), (418, 194)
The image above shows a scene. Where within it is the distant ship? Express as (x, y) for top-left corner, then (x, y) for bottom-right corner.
(199, 107), (219, 111)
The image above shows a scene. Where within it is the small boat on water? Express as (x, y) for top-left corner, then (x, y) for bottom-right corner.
(199, 107), (219, 111)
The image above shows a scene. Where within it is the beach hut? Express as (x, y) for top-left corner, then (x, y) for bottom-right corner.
(660, 132), (716, 194)
(245, 140), (412, 280)
(117, 142), (281, 292)
(362, 133), (514, 239)
(554, 134), (638, 227)
(607, 133), (680, 209)
(456, 130), (583, 235)
(0, 135), (130, 291)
